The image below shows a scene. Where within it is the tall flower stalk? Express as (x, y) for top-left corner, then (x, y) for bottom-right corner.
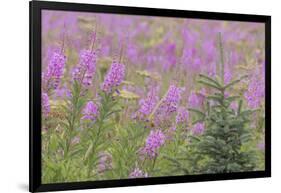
(72, 49), (97, 87)
(143, 129), (165, 159)
(140, 129), (166, 174)
(61, 31), (98, 161)
(101, 62), (125, 93)
(136, 86), (159, 120)
(84, 89), (123, 178)
(42, 92), (50, 117)
(148, 84), (183, 126)
(84, 47), (126, 178)
(42, 48), (66, 94)
(62, 80), (86, 159)
(82, 101), (99, 121)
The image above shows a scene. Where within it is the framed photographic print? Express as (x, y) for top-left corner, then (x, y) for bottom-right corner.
(30, 1), (271, 192)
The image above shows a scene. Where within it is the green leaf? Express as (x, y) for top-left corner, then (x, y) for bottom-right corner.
(188, 135), (201, 142)
(224, 75), (248, 90)
(84, 142), (93, 161)
(207, 95), (223, 102)
(240, 133), (252, 143)
(198, 74), (223, 88)
(240, 109), (256, 117)
(188, 108), (205, 117)
(238, 100), (243, 115)
(225, 96), (240, 103)
(197, 80), (221, 91)
(49, 135), (58, 152)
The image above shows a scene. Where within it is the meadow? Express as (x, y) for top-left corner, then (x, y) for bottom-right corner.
(41, 10), (265, 183)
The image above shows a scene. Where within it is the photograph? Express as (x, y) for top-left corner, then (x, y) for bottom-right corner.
(41, 10), (266, 184)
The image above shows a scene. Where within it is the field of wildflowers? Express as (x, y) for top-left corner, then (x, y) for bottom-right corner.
(41, 10), (265, 183)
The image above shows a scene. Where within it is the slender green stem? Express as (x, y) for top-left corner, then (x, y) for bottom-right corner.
(150, 156), (158, 175)
(218, 32), (225, 85)
(86, 93), (115, 178)
(64, 82), (82, 159)
(86, 115), (105, 178)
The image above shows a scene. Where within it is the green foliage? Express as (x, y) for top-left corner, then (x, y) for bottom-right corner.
(42, 80), (88, 182)
(164, 33), (259, 174)
(83, 91), (122, 178)
(110, 122), (148, 178)
(41, 29), (265, 183)
(163, 87), (259, 174)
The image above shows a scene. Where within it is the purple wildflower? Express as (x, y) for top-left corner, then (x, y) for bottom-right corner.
(42, 51), (66, 91)
(188, 92), (201, 108)
(192, 122), (205, 135)
(72, 49), (97, 86)
(129, 168), (148, 178)
(137, 87), (159, 119)
(54, 85), (72, 100)
(224, 70), (232, 84)
(126, 42), (139, 64)
(143, 129), (165, 159)
(203, 40), (216, 64)
(191, 57), (202, 72)
(42, 92), (50, 117)
(176, 107), (189, 125)
(159, 85), (182, 115)
(97, 152), (112, 173)
(244, 77), (264, 108)
(163, 43), (177, 70)
(82, 101), (99, 121)
(101, 62), (125, 93)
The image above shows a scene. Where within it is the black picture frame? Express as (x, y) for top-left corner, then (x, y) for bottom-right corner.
(29, 1), (271, 192)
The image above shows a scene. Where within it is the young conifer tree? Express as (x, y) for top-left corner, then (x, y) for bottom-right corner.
(165, 33), (258, 174)
(187, 33), (257, 173)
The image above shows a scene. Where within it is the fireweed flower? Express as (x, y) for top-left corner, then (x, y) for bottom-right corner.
(143, 129), (165, 159)
(163, 43), (177, 70)
(72, 49), (97, 86)
(159, 85), (183, 115)
(188, 92), (201, 108)
(54, 85), (72, 100)
(244, 76), (264, 109)
(190, 57), (202, 72)
(202, 40), (216, 64)
(192, 122), (205, 135)
(152, 85), (183, 126)
(42, 92), (50, 117)
(129, 168), (148, 178)
(82, 101), (99, 121)
(176, 107), (189, 125)
(101, 62), (125, 93)
(126, 42), (139, 64)
(224, 70), (232, 84)
(137, 87), (159, 119)
(97, 152), (112, 173)
(42, 51), (66, 91)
